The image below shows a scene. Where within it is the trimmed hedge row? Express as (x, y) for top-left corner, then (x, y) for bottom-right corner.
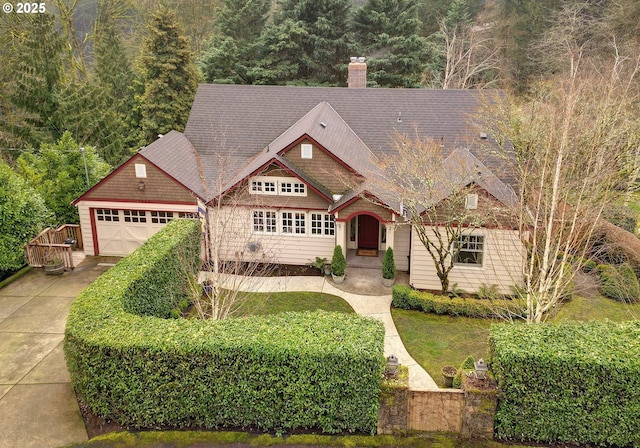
(392, 285), (524, 318)
(489, 321), (640, 446)
(120, 219), (202, 317)
(64, 219), (385, 434)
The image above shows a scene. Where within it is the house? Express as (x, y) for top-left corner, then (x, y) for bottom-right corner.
(74, 59), (523, 294)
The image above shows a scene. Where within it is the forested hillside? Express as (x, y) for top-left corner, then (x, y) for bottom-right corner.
(1, 0), (639, 278)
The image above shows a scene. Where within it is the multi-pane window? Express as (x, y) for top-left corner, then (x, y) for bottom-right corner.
(280, 182), (292, 194)
(264, 181), (276, 193)
(253, 211), (265, 232)
(265, 211), (277, 233)
(294, 212), (306, 234)
(281, 212), (293, 233)
(311, 213), (334, 236)
(250, 176), (307, 196)
(178, 212), (198, 219)
(453, 235), (484, 266)
(324, 215), (335, 236)
(311, 213), (323, 235)
(151, 211), (173, 224)
(252, 210), (333, 236)
(123, 210), (146, 223)
(96, 209), (119, 222)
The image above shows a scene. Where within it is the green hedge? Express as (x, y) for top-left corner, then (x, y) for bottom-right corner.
(64, 220), (384, 433)
(119, 219), (202, 317)
(392, 285), (524, 319)
(489, 321), (640, 446)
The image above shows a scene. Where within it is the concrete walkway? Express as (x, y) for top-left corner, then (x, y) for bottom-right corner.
(213, 269), (439, 391)
(0, 258), (113, 448)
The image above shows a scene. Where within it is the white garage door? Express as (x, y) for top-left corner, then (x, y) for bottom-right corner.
(94, 209), (176, 256)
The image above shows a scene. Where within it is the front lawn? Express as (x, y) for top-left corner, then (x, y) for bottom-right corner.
(393, 292), (640, 387)
(241, 291), (355, 316)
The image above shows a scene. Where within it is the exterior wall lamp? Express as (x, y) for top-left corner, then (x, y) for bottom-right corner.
(138, 181), (145, 191)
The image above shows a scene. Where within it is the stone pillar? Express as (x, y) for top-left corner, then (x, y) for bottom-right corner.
(378, 366), (409, 434)
(460, 376), (498, 438)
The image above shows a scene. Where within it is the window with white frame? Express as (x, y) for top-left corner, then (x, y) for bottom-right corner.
(265, 211), (277, 233)
(311, 213), (335, 236)
(453, 234), (484, 266)
(294, 212), (306, 234)
(252, 210), (265, 232)
(151, 211), (173, 224)
(124, 210), (146, 223)
(281, 212), (293, 234)
(249, 176), (307, 196)
(324, 214), (335, 236)
(301, 143), (313, 159)
(96, 209), (119, 222)
(252, 210), (277, 233)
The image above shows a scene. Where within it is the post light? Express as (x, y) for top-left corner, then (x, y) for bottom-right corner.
(386, 354), (399, 377)
(474, 358), (488, 380)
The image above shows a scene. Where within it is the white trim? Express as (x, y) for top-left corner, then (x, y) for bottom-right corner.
(134, 163), (147, 178)
(452, 233), (485, 268)
(301, 143), (313, 159)
(249, 175), (307, 197)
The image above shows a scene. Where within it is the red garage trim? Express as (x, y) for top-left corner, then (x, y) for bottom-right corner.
(89, 207), (99, 255)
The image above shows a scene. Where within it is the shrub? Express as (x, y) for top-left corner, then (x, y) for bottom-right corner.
(597, 262), (640, 302)
(603, 203), (637, 234)
(452, 355), (475, 389)
(476, 283), (500, 300)
(392, 285), (525, 319)
(65, 222), (384, 434)
(490, 321), (640, 446)
(382, 247), (396, 279)
(331, 245), (346, 277)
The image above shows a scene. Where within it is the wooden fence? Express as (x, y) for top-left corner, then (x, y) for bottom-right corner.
(26, 224), (84, 270)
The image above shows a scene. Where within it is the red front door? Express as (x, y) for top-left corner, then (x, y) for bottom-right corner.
(357, 215), (379, 249)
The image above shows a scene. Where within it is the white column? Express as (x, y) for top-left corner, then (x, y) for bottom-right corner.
(385, 222), (395, 250)
(335, 213), (347, 255)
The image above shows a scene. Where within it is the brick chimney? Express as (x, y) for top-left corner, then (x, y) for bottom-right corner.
(348, 57), (367, 88)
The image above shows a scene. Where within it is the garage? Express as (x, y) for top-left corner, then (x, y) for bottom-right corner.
(93, 208), (191, 256)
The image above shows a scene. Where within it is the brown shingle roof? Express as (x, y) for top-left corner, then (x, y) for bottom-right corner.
(139, 130), (208, 199)
(137, 84), (513, 202)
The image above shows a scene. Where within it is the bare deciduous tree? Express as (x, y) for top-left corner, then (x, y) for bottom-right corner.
(484, 19), (640, 322)
(373, 131), (515, 295)
(180, 148), (278, 321)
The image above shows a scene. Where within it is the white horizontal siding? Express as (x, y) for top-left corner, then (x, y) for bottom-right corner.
(209, 207), (335, 265)
(77, 204), (95, 256)
(393, 224), (410, 271)
(409, 227), (523, 294)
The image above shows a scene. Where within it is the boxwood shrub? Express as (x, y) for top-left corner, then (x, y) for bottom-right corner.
(64, 219), (384, 434)
(392, 285), (524, 319)
(489, 321), (640, 446)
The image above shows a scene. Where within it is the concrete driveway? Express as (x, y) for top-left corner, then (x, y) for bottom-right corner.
(0, 257), (114, 448)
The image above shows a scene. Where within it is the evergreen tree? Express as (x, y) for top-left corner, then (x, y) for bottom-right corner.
(255, 0), (352, 85)
(0, 161), (52, 273)
(200, 0), (270, 84)
(4, 14), (65, 146)
(138, 7), (200, 145)
(352, 0), (430, 87)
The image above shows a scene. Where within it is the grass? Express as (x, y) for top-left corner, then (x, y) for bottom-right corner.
(67, 429), (535, 448)
(242, 291), (355, 316)
(393, 289), (640, 387)
(391, 309), (494, 387)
